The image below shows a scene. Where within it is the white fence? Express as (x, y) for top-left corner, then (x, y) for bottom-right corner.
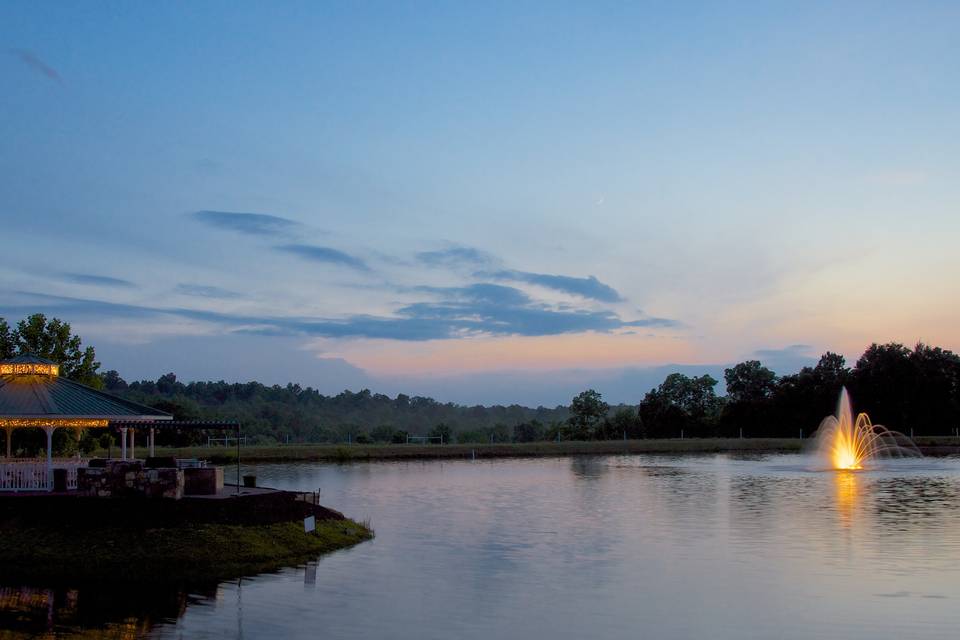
(0, 459), (86, 492)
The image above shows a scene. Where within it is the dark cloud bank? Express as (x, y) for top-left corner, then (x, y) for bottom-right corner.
(9, 285), (676, 342)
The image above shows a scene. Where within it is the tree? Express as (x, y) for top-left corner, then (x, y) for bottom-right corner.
(429, 423), (452, 444)
(0, 319), (14, 359)
(568, 389), (609, 440)
(640, 373), (721, 438)
(658, 373), (721, 420)
(102, 370), (128, 391)
(488, 423), (511, 443)
(513, 419), (545, 443)
(724, 361), (777, 404)
(7, 314), (102, 387)
(605, 407), (644, 439)
(370, 424), (396, 443)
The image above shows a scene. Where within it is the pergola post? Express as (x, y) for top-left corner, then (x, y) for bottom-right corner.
(149, 427), (155, 457)
(120, 427), (128, 460)
(44, 426), (55, 491)
(5, 426), (11, 459)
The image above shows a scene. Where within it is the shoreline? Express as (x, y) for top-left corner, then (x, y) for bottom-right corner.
(0, 489), (373, 584)
(149, 438), (805, 463)
(134, 436), (960, 463)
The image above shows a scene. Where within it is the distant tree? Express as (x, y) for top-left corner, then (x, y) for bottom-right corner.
(156, 372), (181, 394)
(0, 319), (14, 359)
(639, 389), (688, 438)
(513, 419), (545, 443)
(658, 373), (720, 419)
(605, 407), (644, 440)
(640, 373), (720, 438)
(814, 352), (849, 389)
(390, 429), (409, 444)
(370, 424), (395, 443)
(457, 429), (487, 444)
(488, 423), (511, 443)
(568, 389), (609, 440)
(544, 420), (564, 442)
(98, 432), (115, 451)
(2, 314), (102, 386)
(724, 361), (777, 404)
(102, 370), (128, 391)
(429, 423), (452, 444)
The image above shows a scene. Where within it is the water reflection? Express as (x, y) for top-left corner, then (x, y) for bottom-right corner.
(0, 582), (217, 639)
(1, 454), (959, 639)
(834, 470), (859, 528)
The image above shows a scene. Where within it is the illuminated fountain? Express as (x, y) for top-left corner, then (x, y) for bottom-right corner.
(813, 388), (921, 470)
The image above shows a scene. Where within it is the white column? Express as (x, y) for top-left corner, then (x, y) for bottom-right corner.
(120, 427), (128, 460)
(45, 426), (54, 491)
(149, 427), (155, 457)
(129, 428), (135, 460)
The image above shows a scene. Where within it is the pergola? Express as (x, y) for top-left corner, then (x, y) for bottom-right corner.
(0, 355), (239, 492)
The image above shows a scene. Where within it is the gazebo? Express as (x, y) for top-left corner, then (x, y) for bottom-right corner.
(0, 355), (186, 491)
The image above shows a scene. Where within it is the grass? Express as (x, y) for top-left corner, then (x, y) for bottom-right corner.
(109, 437), (812, 464)
(0, 518), (373, 584)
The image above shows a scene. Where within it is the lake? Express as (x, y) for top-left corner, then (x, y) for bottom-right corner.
(4, 453), (960, 638)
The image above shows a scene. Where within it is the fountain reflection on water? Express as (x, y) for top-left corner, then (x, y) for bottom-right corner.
(814, 388), (921, 470)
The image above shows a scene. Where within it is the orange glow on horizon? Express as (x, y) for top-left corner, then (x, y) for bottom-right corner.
(311, 331), (696, 375)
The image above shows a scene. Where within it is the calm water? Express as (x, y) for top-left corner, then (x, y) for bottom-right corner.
(4, 453), (960, 638)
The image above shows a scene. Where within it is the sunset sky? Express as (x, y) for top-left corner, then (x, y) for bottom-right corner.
(2, 2), (958, 404)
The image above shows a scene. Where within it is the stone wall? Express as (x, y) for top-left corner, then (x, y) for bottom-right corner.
(77, 461), (184, 499)
(183, 467), (223, 496)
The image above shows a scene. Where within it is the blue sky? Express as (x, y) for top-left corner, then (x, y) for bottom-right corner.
(2, 2), (958, 405)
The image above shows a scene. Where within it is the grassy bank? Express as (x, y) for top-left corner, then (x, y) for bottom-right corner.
(127, 438), (808, 463)
(0, 518), (372, 584)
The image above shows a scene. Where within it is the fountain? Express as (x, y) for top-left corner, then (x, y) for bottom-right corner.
(813, 388), (921, 469)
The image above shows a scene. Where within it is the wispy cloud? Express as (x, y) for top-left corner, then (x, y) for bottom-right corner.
(9, 49), (61, 83)
(416, 246), (497, 268)
(175, 284), (243, 299)
(481, 270), (623, 303)
(61, 273), (136, 289)
(275, 244), (370, 272)
(192, 210), (301, 236)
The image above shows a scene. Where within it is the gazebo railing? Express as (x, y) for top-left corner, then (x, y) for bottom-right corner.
(0, 458), (87, 492)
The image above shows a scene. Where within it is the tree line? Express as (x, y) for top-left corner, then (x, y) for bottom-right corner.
(4, 314), (960, 447)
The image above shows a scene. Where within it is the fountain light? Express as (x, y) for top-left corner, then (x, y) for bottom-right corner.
(814, 388), (920, 470)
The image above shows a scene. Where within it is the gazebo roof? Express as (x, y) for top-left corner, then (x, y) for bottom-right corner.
(0, 356), (172, 422)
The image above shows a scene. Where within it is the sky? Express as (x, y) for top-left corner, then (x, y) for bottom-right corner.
(1, 1), (958, 405)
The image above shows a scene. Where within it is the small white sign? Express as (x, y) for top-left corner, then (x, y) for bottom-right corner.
(304, 515), (316, 533)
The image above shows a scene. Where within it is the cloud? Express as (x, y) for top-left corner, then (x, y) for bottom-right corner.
(275, 244), (370, 272)
(414, 283), (532, 307)
(752, 344), (817, 374)
(175, 284), (243, 299)
(61, 273), (136, 289)
(9, 49), (61, 83)
(192, 210), (300, 236)
(8, 289), (679, 343)
(482, 270), (623, 302)
(753, 344), (813, 359)
(416, 246), (496, 268)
